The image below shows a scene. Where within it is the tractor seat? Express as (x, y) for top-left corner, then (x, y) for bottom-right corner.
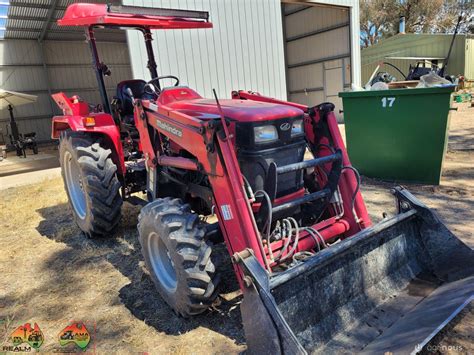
(115, 80), (150, 124)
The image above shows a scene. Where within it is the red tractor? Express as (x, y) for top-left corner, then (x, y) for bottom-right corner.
(52, 4), (473, 354)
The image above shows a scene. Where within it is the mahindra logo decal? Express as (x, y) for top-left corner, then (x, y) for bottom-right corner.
(280, 122), (291, 131)
(156, 119), (183, 137)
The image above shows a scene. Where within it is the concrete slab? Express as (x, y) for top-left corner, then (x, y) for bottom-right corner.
(0, 167), (61, 190)
(0, 145), (59, 177)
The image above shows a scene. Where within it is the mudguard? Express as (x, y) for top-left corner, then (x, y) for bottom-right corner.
(51, 92), (125, 175)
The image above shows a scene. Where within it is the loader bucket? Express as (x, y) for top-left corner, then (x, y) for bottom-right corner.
(237, 187), (474, 355)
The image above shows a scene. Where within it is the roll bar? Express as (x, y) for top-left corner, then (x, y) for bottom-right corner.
(58, 3), (212, 114)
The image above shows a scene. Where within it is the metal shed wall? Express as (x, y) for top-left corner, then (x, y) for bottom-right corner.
(283, 2), (352, 116)
(361, 34), (468, 84)
(297, 0), (361, 87)
(0, 40), (132, 143)
(124, 0), (287, 100)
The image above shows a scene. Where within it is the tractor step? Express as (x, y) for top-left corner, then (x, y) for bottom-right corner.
(237, 187), (474, 354)
(124, 195), (148, 206)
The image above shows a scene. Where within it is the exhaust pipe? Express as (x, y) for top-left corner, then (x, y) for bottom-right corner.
(237, 187), (474, 354)
(399, 16), (406, 34)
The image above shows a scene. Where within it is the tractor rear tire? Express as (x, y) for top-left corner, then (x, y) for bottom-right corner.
(138, 198), (219, 317)
(59, 130), (122, 238)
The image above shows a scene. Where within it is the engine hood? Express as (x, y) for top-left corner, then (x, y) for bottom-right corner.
(163, 97), (305, 123)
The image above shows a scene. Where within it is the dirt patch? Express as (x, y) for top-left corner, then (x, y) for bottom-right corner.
(0, 103), (472, 353)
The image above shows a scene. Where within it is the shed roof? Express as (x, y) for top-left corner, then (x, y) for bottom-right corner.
(361, 33), (469, 65)
(0, 0), (126, 42)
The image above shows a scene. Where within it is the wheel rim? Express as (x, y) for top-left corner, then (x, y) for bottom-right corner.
(63, 150), (87, 219)
(148, 232), (177, 293)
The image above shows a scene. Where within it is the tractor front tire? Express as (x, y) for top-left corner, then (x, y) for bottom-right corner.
(59, 131), (122, 238)
(138, 198), (219, 317)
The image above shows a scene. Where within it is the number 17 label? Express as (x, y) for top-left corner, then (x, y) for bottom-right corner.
(381, 97), (396, 108)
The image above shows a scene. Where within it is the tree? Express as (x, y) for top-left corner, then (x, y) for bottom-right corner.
(432, 0), (474, 34)
(360, 0), (397, 48)
(360, 0), (474, 48)
(394, 0), (444, 35)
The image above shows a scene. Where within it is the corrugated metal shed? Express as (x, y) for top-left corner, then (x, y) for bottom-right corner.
(125, 0), (288, 100)
(283, 2), (352, 117)
(0, 1), (132, 143)
(125, 0), (361, 102)
(3, 0), (125, 42)
(0, 0), (361, 143)
(361, 33), (472, 83)
(0, 40), (132, 142)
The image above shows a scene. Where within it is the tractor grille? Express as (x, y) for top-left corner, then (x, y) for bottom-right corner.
(238, 141), (306, 198)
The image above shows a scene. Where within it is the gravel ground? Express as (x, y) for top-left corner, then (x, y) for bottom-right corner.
(0, 103), (472, 354)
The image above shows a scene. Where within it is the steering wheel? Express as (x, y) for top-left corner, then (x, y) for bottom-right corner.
(145, 75), (179, 94)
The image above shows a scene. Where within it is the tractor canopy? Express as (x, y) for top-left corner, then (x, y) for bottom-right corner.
(58, 3), (212, 30)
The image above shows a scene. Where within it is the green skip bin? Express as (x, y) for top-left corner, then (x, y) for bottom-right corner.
(339, 86), (456, 185)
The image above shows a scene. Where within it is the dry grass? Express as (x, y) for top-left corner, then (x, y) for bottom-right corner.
(0, 178), (244, 354)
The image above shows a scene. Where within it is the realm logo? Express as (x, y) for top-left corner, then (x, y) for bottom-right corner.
(7, 322), (44, 351)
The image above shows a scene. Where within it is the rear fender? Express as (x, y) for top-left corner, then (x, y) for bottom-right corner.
(52, 114), (125, 175)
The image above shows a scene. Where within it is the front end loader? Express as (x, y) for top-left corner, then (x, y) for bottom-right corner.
(52, 4), (474, 354)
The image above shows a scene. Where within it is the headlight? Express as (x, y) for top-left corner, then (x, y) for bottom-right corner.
(291, 119), (304, 136)
(254, 125), (278, 143)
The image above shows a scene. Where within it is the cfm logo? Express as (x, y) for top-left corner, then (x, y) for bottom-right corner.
(58, 322), (91, 351)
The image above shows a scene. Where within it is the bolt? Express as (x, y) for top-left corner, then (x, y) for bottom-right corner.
(206, 144), (214, 153)
(401, 201), (410, 210)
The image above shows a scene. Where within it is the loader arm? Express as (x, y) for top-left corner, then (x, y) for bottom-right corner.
(134, 99), (268, 280)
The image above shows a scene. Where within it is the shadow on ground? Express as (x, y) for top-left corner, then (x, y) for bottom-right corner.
(35, 202), (245, 344)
